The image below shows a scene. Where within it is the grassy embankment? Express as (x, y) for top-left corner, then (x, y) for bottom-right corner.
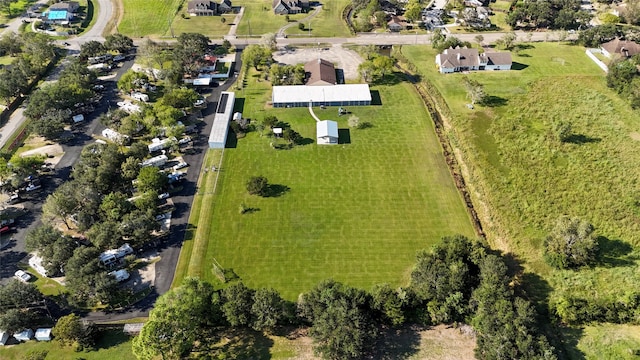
(402, 42), (640, 358)
(173, 68), (475, 300)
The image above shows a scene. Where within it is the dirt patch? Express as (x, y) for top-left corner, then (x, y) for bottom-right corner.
(273, 44), (363, 81)
(126, 254), (159, 292)
(630, 132), (640, 141)
(20, 143), (65, 168)
(272, 324), (475, 359)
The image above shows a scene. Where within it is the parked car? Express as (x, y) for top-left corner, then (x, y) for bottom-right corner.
(113, 54), (126, 62)
(109, 269), (130, 282)
(25, 183), (42, 192)
(158, 192), (170, 200)
(193, 99), (205, 107)
(178, 136), (191, 145)
(173, 161), (188, 171)
(14, 270), (31, 283)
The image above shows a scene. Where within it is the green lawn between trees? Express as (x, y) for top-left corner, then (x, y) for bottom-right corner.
(401, 42), (640, 358)
(173, 69), (475, 301)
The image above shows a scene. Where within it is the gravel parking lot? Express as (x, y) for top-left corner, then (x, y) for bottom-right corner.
(273, 44), (364, 81)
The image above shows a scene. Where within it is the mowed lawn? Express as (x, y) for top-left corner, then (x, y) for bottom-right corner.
(0, 331), (135, 360)
(178, 74), (474, 300)
(235, 0), (351, 37)
(402, 43), (640, 357)
(118, 0), (182, 37)
(167, 13), (237, 37)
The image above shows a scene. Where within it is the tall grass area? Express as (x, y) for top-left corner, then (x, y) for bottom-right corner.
(402, 42), (640, 357)
(178, 70), (474, 300)
(118, 0), (183, 36)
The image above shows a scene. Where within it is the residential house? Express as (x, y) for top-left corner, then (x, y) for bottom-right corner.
(460, 7), (491, 28)
(49, 1), (79, 12)
(305, 58), (337, 86)
(387, 15), (408, 32)
(218, 0), (232, 13)
(188, 0), (217, 16)
(435, 47), (512, 73)
(317, 120), (339, 145)
(187, 0), (232, 16)
(600, 38), (640, 59)
(272, 0), (308, 14)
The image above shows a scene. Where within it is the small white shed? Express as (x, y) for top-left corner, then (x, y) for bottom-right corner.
(317, 120), (339, 145)
(35, 328), (52, 341)
(14, 329), (34, 342)
(0, 331), (9, 345)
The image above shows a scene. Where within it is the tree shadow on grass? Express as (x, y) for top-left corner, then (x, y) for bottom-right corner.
(482, 95), (508, 107)
(594, 236), (635, 268)
(265, 184), (290, 197)
(295, 137), (314, 146)
(94, 329), (132, 350)
(556, 326), (586, 360)
(371, 324), (422, 359)
(564, 134), (601, 145)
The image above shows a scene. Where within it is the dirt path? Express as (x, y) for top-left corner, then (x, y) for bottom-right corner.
(308, 103), (320, 122)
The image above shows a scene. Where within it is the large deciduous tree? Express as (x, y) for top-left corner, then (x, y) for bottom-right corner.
(298, 279), (377, 360)
(222, 282), (255, 327)
(25, 224), (75, 276)
(241, 45), (273, 70)
(104, 34), (134, 53)
(544, 216), (598, 269)
(132, 278), (222, 360)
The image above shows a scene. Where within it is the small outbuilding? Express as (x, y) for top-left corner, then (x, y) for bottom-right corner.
(35, 328), (52, 341)
(0, 331), (9, 345)
(317, 120), (338, 145)
(14, 329), (34, 342)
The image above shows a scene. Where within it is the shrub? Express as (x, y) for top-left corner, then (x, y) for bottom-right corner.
(247, 176), (268, 196)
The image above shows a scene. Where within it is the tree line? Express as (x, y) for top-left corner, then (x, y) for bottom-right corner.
(133, 235), (558, 360)
(0, 32), (56, 106)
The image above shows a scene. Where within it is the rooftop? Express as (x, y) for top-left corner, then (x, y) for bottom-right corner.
(272, 84), (372, 104)
(304, 58), (336, 86)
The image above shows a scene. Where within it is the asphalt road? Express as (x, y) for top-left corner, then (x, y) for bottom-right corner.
(83, 50), (242, 322)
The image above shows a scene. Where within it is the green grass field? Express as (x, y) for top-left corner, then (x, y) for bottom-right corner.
(233, 0), (351, 37)
(166, 13), (236, 37)
(401, 42), (640, 358)
(174, 70), (475, 300)
(0, 331), (135, 360)
(118, 0), (183, 36)
(280, 0), (352, 37)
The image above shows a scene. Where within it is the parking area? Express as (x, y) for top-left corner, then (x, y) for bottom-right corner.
(273, 44), (364, 81)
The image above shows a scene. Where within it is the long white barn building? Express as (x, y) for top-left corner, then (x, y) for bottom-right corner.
(271, 84), (371, 108)
(208, 91), (235, 148)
